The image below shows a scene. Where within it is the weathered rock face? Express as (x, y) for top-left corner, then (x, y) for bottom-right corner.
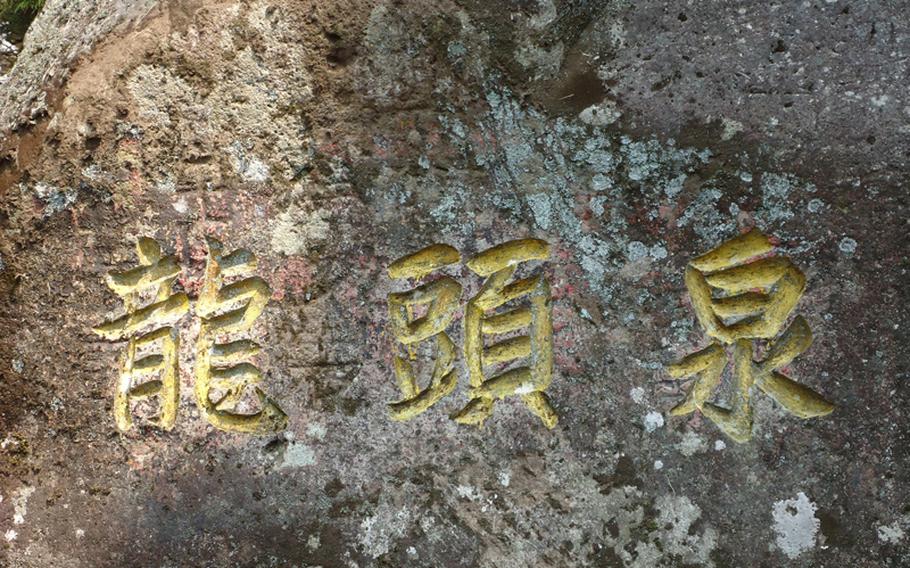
(0, 1), (907, 567)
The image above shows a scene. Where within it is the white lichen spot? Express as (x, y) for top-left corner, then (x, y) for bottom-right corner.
(11, 486), (35, 526)
(870, 94), (890, 108)
(807, 198), (825, 213)
(227, 142), (270, 183)
(644, 411), (665, 433)
(280, 442), (316, 468)
(307, 534), (320, 551)
(757, 173), (796, 224)
(720, 118), (743, 141)
(630, 386), (646, 405)
(649, 244), (668, 260)
(306, 423), (327, 440)
(579, 101), (621, 126)
(653, 460), (664, 470)
(75, 529), (85, 538)
(430, 193), (459, 224)
(663, 174), (686, 198)
(11, 359), (23, 373)
(4, 529), (16, 542)
(270, 205), (331, 256)
(606, 21), (626, 49)
(81, 165), (104, 181)
(772, 492), (820, 559)
(155, 176), (176, 194)
(626, 241), (649, 262)
(651, 495), (718, 566)
(172, 197), (188, 214)
(599, 487), (717, 568)
(876, 521), (906, 544)
(498, 469), (511, 487)
(838, 237), (857, 255)
(676, 188), (732, 243)
(359, 503), (411, 559)
(32, 181), (77, 216)
(589, 197), (608, 218)
(447, 41), (467, 61)
(675, 431), (707, 456)
(714, 440), (726, 451)
(590, 173), (611, 192)
(456, 485), (482, 501)
(526, 193), (553, 230)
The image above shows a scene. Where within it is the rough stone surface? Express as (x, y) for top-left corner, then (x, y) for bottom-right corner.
(0, 0), (158, 133)
(0, 1), (907, 567)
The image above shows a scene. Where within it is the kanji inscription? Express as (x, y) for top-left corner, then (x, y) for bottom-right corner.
(666, 228), (834, 442)
(387, 244), (462, 421)
(94, 237), (286, 434)
(387, 239), (557, 428)
(194, 238), (288, 434)
(93, 238), (189, 432)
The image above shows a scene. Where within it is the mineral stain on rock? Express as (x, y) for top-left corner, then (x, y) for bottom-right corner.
(0, 0), (907, 567)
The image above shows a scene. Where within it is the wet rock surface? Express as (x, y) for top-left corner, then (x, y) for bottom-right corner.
(0, 1), (907, 566)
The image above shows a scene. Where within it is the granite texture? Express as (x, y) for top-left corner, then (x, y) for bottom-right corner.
(0, 1), (907, 567)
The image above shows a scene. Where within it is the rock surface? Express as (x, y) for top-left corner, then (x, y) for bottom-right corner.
(0, 1), (907, 566)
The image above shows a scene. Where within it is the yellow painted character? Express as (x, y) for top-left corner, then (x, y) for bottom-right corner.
(387, 244), (462, 421)
(667, 229), (833, 442)
(93, 238), (189, 432)
(194, 238), (287, 434)
(452, 239), (558, 429)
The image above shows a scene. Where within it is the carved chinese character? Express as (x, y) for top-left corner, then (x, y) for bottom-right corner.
(194, 238), (287, 434)
(93, 238), (190, 432)
(666, 228), (834, 442)
(387, 244), (462, 420)
(452, 239), (558, 429)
